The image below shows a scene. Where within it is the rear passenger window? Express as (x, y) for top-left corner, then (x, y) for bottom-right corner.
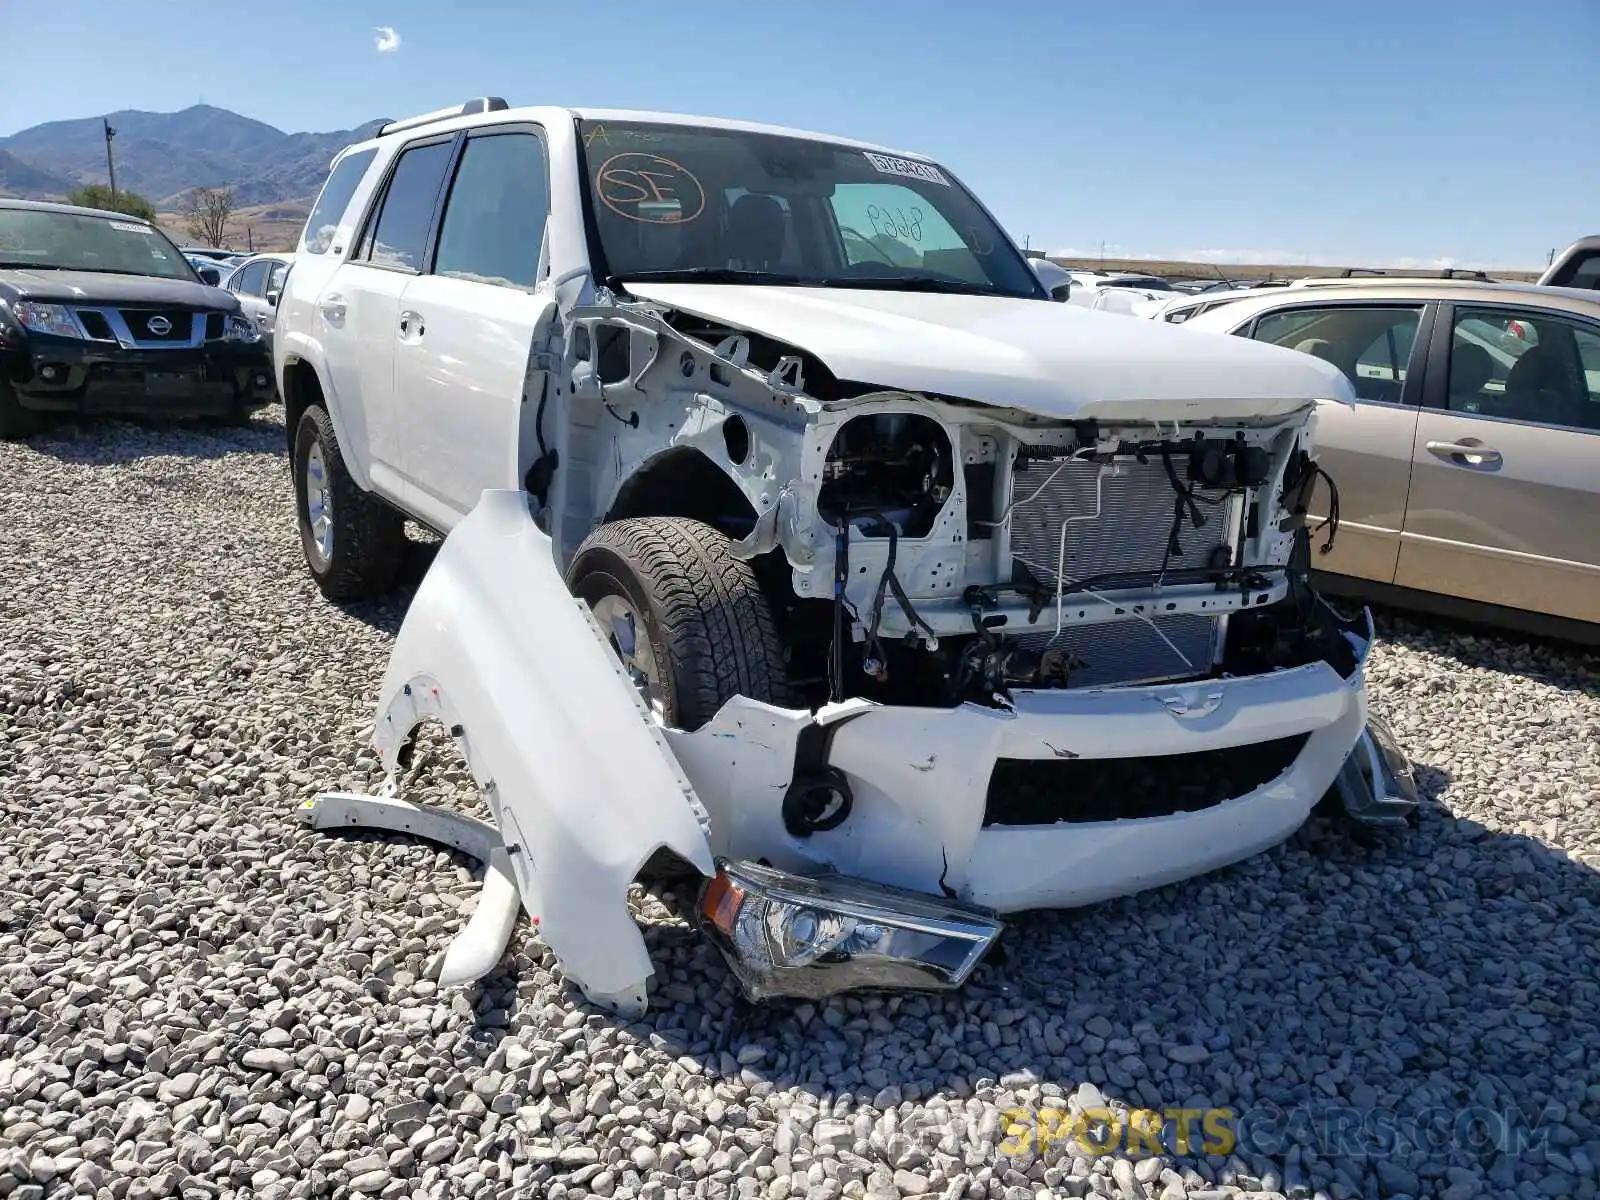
(359, 140), (454, 272)
(1250, 306), (1423, 404)
(302, 147), (376, 255)
(433, 132), (549, 289)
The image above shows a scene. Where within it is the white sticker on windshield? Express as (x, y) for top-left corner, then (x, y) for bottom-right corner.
(110, 221), (154, 234)
(862, 152), (949, 187)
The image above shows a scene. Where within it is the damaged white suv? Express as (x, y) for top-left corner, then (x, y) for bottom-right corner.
(277, 99), (1416, 1015)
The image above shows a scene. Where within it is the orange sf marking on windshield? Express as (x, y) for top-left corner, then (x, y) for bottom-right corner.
(596, 153), (706, 225)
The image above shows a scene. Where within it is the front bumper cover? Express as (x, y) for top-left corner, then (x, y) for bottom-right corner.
(4, 338), (275, 416)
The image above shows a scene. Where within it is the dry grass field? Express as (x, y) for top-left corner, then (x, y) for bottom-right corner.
(154, 199), (310, 252)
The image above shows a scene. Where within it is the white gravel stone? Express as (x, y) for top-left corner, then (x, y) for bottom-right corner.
(3, 416), (1599, 1200)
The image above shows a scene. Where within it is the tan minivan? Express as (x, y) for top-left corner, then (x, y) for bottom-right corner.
(1181, 280), (1600, 639)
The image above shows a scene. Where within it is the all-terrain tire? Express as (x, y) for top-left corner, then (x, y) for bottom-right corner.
(292, 404), (405, 600)
(566, 517), (791, 731)
(0, 379), (42, 440)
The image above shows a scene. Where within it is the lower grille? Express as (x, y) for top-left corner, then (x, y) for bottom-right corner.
(1014, 612), (1219, 689)
(983, 733), (1310, 826)
(1008, 455), (1230, 587)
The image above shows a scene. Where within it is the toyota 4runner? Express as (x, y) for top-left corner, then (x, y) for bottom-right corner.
(279, 99), (1415, 1014)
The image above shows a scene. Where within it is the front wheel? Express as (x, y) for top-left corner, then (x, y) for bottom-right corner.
(292, 404), (404, 600)
(566, 517), (791, 731)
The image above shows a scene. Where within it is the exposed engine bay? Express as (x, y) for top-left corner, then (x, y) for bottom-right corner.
(528, 295), (1347, 716)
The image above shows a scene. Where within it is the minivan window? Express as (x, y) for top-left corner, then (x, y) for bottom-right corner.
(433, 132), (549, 290)
(302, 147), (377, 255)
(359, 140), (454, 271)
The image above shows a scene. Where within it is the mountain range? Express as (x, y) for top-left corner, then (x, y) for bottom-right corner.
(0, 105), (387, 207)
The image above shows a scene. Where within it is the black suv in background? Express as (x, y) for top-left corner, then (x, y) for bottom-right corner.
(0, 199), (275, 438)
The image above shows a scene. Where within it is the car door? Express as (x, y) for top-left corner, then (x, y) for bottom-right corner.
(1241, 301), (1433, 585)
(321, 135), (456, 500)
(392, 125), (557, 526)
(258, 261), (288, 354)
(228, 260), (273, 333)
(1394, 302), (1600, 622)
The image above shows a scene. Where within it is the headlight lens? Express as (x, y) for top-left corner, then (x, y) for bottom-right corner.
(700, 859), (1002, 1002)
(222, 315), (261, 343)
(13, 301), (82, 339)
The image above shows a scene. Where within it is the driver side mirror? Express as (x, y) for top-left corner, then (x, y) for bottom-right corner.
(197, 266), (221, 286)
(265, 291), (280, 308)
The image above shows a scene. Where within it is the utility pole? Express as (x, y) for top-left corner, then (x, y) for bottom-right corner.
(103, 118), (118, 206)
(1099, 239), (1105, 265)
(1548, 247), (1557, 267)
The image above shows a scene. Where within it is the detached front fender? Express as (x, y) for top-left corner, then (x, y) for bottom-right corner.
(373, 491), (715, 1015)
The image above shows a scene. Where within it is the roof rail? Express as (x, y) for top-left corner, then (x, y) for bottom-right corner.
(1439, 268), (1495, 281)
(378, 97), (508, 138)
(1336, 267), (1388, 278)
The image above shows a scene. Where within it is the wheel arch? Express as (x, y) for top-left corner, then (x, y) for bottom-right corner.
(281, 352), (375, 492)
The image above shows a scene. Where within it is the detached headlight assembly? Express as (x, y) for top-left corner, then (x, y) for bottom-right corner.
(222, 315), (261, 343)
(699, 859), (1002, 1002)
(13, 301), (82, 339)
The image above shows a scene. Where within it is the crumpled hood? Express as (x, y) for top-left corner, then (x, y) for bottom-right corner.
(0, 269), (237, 311)
(627, 283), (1355, 420)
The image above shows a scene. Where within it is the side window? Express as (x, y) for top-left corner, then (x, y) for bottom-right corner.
(359, 140), (454, 272)
(232, 261), (268, 296)
(302, 147), (377, 255)
(828, 182), (981, 281)
(1250, 306), (1422, 404)
(433, 132), (549, 289)
(266, 262), (288, 295)
(1445, 308), (1599, 430)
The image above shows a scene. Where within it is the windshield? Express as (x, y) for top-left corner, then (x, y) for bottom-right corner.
(0, 208), (196, 279)
(577, 120), (1043, 299)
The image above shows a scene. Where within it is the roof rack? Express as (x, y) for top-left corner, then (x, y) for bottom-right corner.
(378, 97), (508, 138)
(1439, 268), (1495, 281)
(1336, 267), (1388, 278)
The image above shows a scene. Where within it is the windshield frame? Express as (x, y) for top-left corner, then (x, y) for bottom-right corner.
(572, 117), (1047, 302)
(0, 206), (201, 282)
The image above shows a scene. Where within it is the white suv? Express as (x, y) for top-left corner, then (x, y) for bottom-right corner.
(278, 100), (1413, 1011)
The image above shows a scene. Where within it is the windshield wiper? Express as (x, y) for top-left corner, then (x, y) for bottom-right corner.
(609, 268), (815, 288)
(0, 261), (62, 270)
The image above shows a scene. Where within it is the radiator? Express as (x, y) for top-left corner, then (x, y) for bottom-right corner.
(1007, 454), (1231, 587)
(1006, 455), (1230, 689)
(1014, 612), (1219, 689)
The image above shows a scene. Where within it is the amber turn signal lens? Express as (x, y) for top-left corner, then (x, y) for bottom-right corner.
(701, 871), (745, 935)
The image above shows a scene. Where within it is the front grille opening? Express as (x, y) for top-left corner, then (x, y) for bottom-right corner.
(77, 311), (115, 340)
(121, 309), (190, 341)
(983, 734), (1310, 826)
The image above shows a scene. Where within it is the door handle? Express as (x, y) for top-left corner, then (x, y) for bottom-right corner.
(399, 310), (424, 339)
(318, 294), (346, 322)
(1426, 439), (1501, 467)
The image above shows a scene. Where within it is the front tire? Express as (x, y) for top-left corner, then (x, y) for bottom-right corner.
(292, 404), (404, 600)
(566, 517), (791, 731)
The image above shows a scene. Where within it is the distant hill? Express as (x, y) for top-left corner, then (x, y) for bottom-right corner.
(0, 105), (386, 206)
(0, 148), (77, 199)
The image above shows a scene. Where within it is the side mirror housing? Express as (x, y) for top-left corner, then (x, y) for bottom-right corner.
(198, 266), (221, 286)
(265, 291), (280, 308)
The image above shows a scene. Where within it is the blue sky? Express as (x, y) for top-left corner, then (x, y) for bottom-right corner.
(2, 0), (1594, 269)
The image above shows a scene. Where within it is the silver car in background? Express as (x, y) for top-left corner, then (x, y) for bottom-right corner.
(221, 253), (292, 356)
(1179, 280), (1600, 638)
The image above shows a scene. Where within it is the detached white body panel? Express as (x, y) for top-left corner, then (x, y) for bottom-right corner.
(347, 491), (1370, 1013)
(363, 491), (714, 1015)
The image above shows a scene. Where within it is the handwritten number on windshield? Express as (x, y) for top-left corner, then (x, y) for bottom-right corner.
(865, 204), (924, 243)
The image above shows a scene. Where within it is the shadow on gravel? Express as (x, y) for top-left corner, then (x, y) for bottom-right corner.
(15, 410), (287, 462)
(332, 535), (439, 637)
(1374, 607), (1600, 695)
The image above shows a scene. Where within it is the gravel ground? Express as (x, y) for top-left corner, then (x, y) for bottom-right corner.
(2, 414), (1598, 1200)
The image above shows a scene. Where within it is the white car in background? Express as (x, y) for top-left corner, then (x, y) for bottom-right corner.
(220, 252), (293, 355)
